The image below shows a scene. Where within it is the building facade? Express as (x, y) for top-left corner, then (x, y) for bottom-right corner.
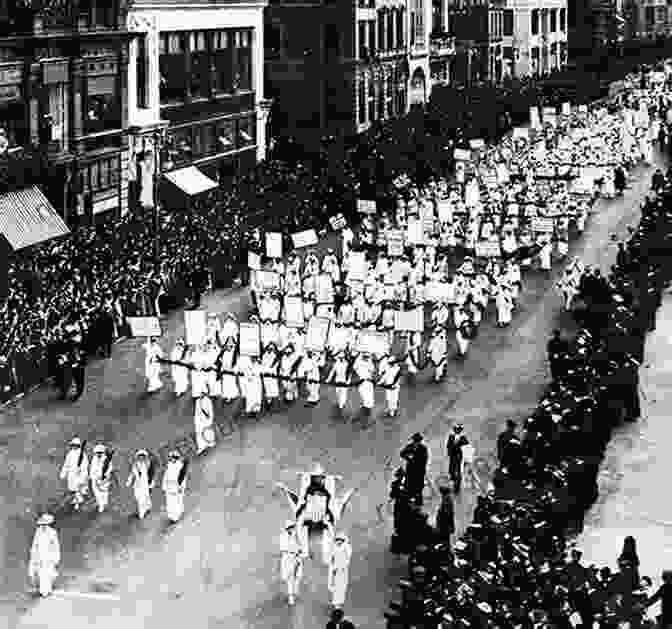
(430, 0), (457, 87)
(126, 0), (268, 206)
(502, 0), (568, 77)
(264, 0), (433, 144)
(624, 0), (672, 40)
(0, 0), (133, 223)
(568, 0), (616, 56)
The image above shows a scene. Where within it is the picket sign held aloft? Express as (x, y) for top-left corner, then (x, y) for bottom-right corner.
(248, 251), (261, 270)
(239, 322), (261, 357)
(394, 308), (424, 332)
(184, 310), (207, 346)
(127, 317), (162, 338)
(357, 199), (377, 215)
(291, 229), (318, 249)
(329, 214), (347, 230)
(265, 232), (283, 259)
(453, 148), (471, 162)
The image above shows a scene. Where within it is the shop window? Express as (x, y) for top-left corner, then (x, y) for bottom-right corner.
(378, 11), (385, 52)
(387, 11), (394, 50)
(396, 9), (404, 48)
(136, 34), (148, 108)
(84, 87), (121, 135)
(0, 103), (27, 148)
(213, 31), (233, 94)
(358, 21), (367, 60)
(217, 119), (235, 151)
(504, 9), (513, 36)
(166, 127), (193, 167)
(531, 9), (539, 34)
(236, 30), (252, 91)
(550, 9), (557, 32)
(237, 115), (255, 147)
(159, 32), (187, 104)
(559, 8), (566, 31)
(368, 20), (376, 55)
(190, 31), (209, 99)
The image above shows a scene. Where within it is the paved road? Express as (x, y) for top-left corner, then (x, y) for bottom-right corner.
(3, 154), (664, 629)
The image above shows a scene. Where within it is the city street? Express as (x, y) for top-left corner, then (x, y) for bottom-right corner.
(2, 153), (664, 629)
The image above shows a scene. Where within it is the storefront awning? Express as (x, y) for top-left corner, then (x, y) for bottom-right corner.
(163, 166), (218, 196)
(0, 186), (69, 251)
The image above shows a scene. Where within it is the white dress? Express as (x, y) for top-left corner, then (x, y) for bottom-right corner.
(219, 349), (239, 401)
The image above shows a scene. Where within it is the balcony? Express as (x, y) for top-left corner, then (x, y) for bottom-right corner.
(430, 32), (456, 57)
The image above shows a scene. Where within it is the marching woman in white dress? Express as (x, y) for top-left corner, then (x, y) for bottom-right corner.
(495, 283), (514, 327)
(219, 339), (239, 403)
(194, 388), (216, 454)
(538, 237), (553, 272)
(280, 520), (304, 606)
(170, 338), (189, 397)
(261, 344), (280, 409)
(241, 356), (263, 416)
(203, 338), (221, 398)
(405, 331), (423, 378)
(145, 337), (164, 393)
(190, 344), (208, 399)
(428, 329), (448, 382)
(162, 450), (188, 523)
(353, 352), (375, 413)
(327, 352), (351, 411)
(126, 450), (154, 519)
(29, 514), (61, 597)
(220, 313), (239, 347)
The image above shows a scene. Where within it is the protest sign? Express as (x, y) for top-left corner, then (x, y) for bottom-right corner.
(305, 317), (331, 352)
(291, 229), (318, 248)
(248, 251), (261, 270)
(357, 199), (377, 214)
(347, 251), (367, 282)
(355, 329), (390, 356)
(513, 127), (529, 140)
(239, 322), (261, 357)
(475, 241), (502, 258)
(265, 232), (282, 259)
(328, 325), (354, 354)
(390, 260), (406, 284)
(469, 138), (486, 150)
(184, 311), (207, 346)
(394, 308), (424, 332)
(284, 296), (304, 328)
(127, 317), (162, 338)
(453, 148), (471, 161)
(561, 102), (571, 117)
(542, 106), (557, 119)
(386, 229), (405, 257)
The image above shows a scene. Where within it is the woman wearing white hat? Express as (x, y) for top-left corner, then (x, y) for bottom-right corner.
(144, 337), (164, 393)
(162, 451), (188, 523)
(279, 520), (303, 605)
(29, 514), (60, 597)
(352, 352), (375, 412)
(59, 438), (89, 511)
(327, 352), (351, 412)
(170, 338), (189, 397)
(194, 387), (216, 453)
(327, 532), (352, 609)
(126, 450), (154, 519)
(89, 444), (114, 513)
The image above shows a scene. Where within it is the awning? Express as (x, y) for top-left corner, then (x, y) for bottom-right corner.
(163, 166), (218, 196)
(0, 186), (70, 251)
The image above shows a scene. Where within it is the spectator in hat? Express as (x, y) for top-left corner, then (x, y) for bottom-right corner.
(446, 424), (468, 492)
(497, 420), (518, 463)
(29, 514), (60, 597)
(435, 485), (456, 547)
(400, 433), (429, 506)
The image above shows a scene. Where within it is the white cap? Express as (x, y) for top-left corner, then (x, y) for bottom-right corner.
(93, 444), (106, 454)
(69, 437), (82, 447)
(136, 449), (149, 457)
(37, 513), (55, 526)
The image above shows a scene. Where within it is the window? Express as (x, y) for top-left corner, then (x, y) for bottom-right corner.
(0, 103), (27, 148)
(358, 21), (367, 59)
(550, 9), (557, 32)
(503, 9), (513, 35)
(377, 80), (385, 118)
(45, 84), (68, 151)
(368, 78), (375, 122)
(237, 115), (255, 147)
(368, 20), (376, 55)
(81, 155), (120, 193)
(190, 31), (209, 99)
(387, 10), (394, 50)
(213, 30), (232, 93)
(216, 119), (235, 151)
(531, 9), (539, 34)
(84, 88), (121, 135)
(396, 9), (404, 48)
(236, 30), (252, 91)
(378, 11), (385, 52)
(559, 8), (566, 31)
(136, 35), (148, 108)
(358, 77), (366, 124)
(646, 6), (654, 24)
(159, 32), (187, 104)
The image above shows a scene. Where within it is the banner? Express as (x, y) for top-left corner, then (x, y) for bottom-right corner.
(394, 308), (424, 332)
(545, 113), (557, 127)
(328, 325), (354, 354)
(357, 199), (377, 214)
(127, 316), (162, 338)
(257, 270), (281, 291)
(453, 148), (471, 162)
(316, 273), (335, 304)
(475, 241), (502, 258)
(532, 217), (555, 232)
(390, 260), (406, 284)
(513, 127), (529, 140)
(184, 311), (207, 346)
(406, 218), (424, 245)
(346, 251), (367, 282)
(355, 329), (390, 356)
(284, 296), (305, 328)
(265, 232), (283, 259)
(291, 229), (318, 248)
(248, 251), (261, 270)
(329, 214), (347, 230)
(469, 138), (486, 150)
(305, 316), (331, 352)
(239, 322), (261, 357)
(386, 229), (405, 257)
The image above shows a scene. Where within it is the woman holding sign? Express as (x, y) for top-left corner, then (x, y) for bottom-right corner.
(145, 338), (164, 393)
(327, 352), (351, 412)
(261, 344), (280, 409)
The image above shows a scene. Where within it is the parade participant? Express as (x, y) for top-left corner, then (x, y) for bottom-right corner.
(261, 344), (280, 410)
(281, 344), (300, 403)
(145, 337), (164, 393)
(240, 355), (263, 416)
(328, 532), (353, 610)
(431, 301), (451, 332)
(218, 338), (239, 403)
(495, 282), (514, 327)
(70, 340), (87, 401)
(353, 351), (375, 413)
(400, 433), (429, 506)
(428, 329), (448, 382)
(435, 485), (456, 547)
(323, 248), (341, 284)
(404, 331), (423, 380)
(88, 444), (113, 513)
(380, 301), (396, 344)
(221, 313), (239, 346)
(342, 225), (355, 255)
(558, 267), (579, 312)
(194, 387), (216, 454)
(378, 354), (402, 417)
(298, 349), (322, 406)
(59, 437), (89, 511)
(190, 343), (208, 399)
(327, 352), (351, 412)
(29, 514), (60, 597)
(162, 450), (188, 524)
(305, 248), (321, 277)
(126, 450), (154, 519)
(338, 299), (355, 327)
(460, 439), (480, 490)
(170, 338), (189, 397)
(446, 424), (468, 492)
(203, 338), (221, 398)
(454, 306), (476, 358)
(539, 237), (553, 272)
(280, 520), (304, 606)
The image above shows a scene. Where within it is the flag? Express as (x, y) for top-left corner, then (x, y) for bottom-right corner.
(0, 186), (69, 250)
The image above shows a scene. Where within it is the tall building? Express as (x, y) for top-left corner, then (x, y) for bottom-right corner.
(430, 0), (457, 87)
(624, 0), (672, 40)
(125, 0), (269, 208)
(567, 0), (616, 57)
(0, 0), (132, 223)
(502, 0), (568, 77)
(264, 0), (432, 144)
